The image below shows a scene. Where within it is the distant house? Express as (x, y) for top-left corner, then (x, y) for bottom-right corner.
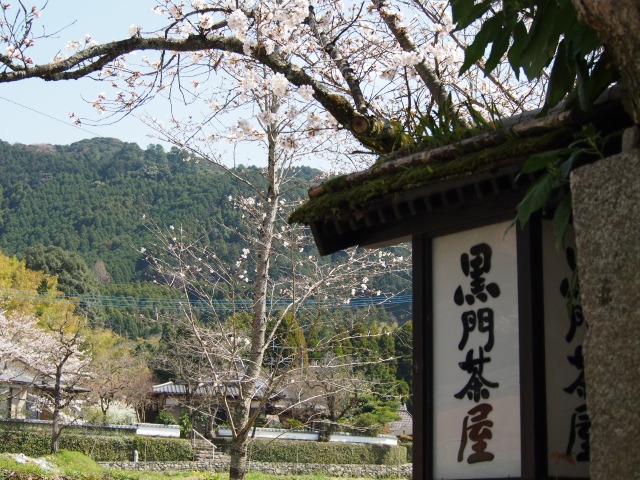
(0, 362), (90, 420)
(151, 374), (281, 426)
(386, 403), (413, 437)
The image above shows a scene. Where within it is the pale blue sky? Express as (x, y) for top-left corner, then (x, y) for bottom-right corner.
(0, 1), (180, 150)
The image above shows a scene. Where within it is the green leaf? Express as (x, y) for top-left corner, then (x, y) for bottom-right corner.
(521, 150), (562, 174)
(553, 194), (572, 250)
(542, 39), (576, 114)
(518, 0), (564, 80)
(516, 174), (554, 228)
(583, 51), (620, 102)
(504, 216), (518, 237)
(579, 123), (598, 139)
(507, 21), (528, 79)
(560, 149), (581, 178)
(451, 0), (493, 31)
(484, 25), (511, 73)
(574, 55), (591, 111)
(566, 17), (601, 57)
(460, 12), (505, 74)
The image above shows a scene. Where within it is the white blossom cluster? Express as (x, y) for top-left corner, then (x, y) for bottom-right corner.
(227, 9), (249, 38)
(0, 310), (91, 391)
(268, 73), (289, 97)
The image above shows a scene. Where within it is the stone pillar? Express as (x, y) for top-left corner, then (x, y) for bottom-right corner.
(570, 127), (640, 479)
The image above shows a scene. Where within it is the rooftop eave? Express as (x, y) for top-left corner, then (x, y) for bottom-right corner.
(290, 87), (629, 255)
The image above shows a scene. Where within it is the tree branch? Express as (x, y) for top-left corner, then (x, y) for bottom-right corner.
(306, 6), (368, 115)
(0, 32), (407, 153)
(372, 0), (468, 126)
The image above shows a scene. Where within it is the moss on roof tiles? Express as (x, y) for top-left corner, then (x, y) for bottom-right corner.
(289, 129), (571, 225)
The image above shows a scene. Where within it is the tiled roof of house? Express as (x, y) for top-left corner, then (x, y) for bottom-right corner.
(387, 403), (413, 437)
(152, 378), (272, 399)
(0, 371), (91, 393)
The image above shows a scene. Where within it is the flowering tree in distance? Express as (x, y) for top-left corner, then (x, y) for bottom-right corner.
(87, 329), (152, 424)
(0, 309), (92, 453)
(139, 90), (409, 475)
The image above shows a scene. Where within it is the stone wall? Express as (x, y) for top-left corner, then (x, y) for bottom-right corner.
(99, 460), (412, 478)
(571, 127), (640, 480)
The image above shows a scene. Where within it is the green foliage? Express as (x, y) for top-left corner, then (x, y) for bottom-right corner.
(0, 430), (192, 462)
(47, 450), (105, 478)
(394, 321), (412, 396)
(347, 398), (401, 437)
(377, 94), (501, 163)
(282, 418), (303, 430)
(25, 244), (98, 296)
(451, 0), (617, 114)
(0, 138), (326, 338)
(221, 439), (406, 465)
(156, 412), (177, 425)
(397, 438), (412, 463)
(513, 125), (622, 246)
(25, 244), (105, 326)
(178, 411), (192, 439)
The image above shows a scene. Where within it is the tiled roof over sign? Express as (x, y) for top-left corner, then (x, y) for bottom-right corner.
(289, 87), (630, 256)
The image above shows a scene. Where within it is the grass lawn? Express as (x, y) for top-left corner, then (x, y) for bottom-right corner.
(0, 451), (403, 480)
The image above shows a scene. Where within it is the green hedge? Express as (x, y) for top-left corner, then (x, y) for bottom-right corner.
(0, 430), (193, 461)
(400, 441), (413, 463)
(213, 438), (406, 465)
(0, 420), (136, 437)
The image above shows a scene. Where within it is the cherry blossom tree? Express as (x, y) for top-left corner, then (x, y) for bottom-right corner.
(0, 309), (92, 453)
(140, 133), (409, 477)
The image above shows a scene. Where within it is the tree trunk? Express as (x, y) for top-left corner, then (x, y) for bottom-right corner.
(227, 109), (281, 479)
(51, 408), (61, 454)
(229, 433), (250, 480)
(571, 0), (640, 121)
(51, 367), (64, 454)
(570, 127), (640, 480)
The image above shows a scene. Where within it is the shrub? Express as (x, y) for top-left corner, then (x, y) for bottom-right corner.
(0, 429), (193, 461)
(282, 418), (303, 430)
(398, 440), (412, 463)
(178, 411), (192, 439)
(211, 438), (406, 465)
(155, 412), (176, 425)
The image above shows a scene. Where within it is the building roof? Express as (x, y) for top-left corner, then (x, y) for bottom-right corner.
(152, 378), (272, 400)
(289, 87), (631, 255)
(387, 403), (413, 437)
(0, 371), (91, 393)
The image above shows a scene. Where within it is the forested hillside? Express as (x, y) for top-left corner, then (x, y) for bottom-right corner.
(0, 137), (319, 283)
(0, 138), (411, 338)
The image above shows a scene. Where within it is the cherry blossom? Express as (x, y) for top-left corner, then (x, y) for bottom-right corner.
(297, 85), (314, 101)
(227, 9), (248, 37)
(198, 13), (214, 30)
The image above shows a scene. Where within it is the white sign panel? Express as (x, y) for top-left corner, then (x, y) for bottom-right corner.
(432, 222), (521, 479)
(542, 222), (590, 477)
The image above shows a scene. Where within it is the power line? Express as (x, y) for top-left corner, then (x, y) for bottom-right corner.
(0, 289), (411, 311)
(0, 95), (104, 138)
